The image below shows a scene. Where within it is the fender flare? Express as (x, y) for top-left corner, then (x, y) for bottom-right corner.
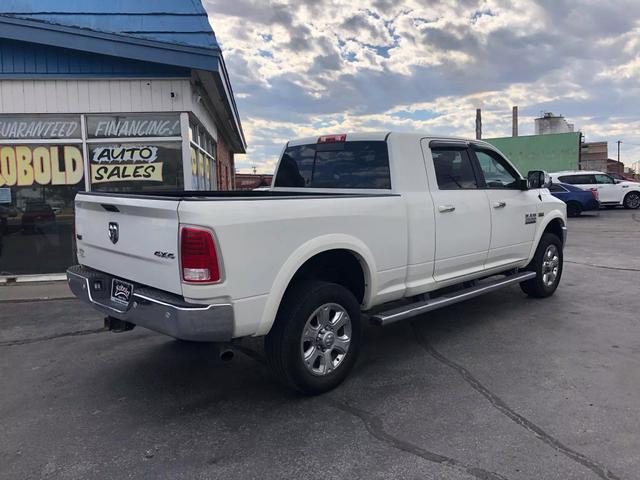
(253, 234), (377, 336)
(526, 210), (566, 263)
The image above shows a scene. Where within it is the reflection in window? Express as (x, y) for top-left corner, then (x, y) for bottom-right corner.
(89, 142), (183, 193)
(0, 144), (84, 275)
(274, 141), (390, 189)
(475, 150), (519, 189)
(432, 149), (477, 189)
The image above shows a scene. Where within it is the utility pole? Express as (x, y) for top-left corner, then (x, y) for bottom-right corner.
(617, 140), (622, 164)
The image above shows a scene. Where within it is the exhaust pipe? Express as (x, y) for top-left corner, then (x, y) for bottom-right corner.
(219, 348), (234, 362)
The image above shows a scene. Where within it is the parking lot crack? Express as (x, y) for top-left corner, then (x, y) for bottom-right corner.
(565, 260), (640, 273)
(411, 323), (622, 480)
(0, 328), (106, 347)
(328, 398), (510, 480)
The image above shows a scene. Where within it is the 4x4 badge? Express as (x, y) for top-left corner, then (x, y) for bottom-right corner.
(108, 222), (119, 244)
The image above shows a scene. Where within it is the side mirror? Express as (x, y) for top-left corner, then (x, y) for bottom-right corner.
(527, 170), (551, 189)
(517, 178), (529, 190)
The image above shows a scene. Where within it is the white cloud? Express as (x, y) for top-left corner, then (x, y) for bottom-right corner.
(205, 0), (640, 173)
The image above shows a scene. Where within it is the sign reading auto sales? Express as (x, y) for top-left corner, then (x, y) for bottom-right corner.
(90, 145), (164, 184)
(0, 145), (83, 186)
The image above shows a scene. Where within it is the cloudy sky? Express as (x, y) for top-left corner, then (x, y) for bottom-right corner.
(204, 0), (640, 173)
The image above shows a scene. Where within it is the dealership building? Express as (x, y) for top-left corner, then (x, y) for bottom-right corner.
(0, 1), (245, 278)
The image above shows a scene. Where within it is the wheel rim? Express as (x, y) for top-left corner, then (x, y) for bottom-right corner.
(541, 244), (560, 287)
(300, 303), (352, 376)
(626, 193), (640, 209)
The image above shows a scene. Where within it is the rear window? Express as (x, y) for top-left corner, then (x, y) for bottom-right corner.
(274, 141), (391, 189)
(558, 174), (595, 185)
(548, 184), (567, 192)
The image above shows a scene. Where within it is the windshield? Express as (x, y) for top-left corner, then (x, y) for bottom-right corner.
(274, 141), (391, 189)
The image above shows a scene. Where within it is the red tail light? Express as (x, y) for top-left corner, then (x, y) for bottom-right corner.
(591, 188), (599, 200)
(180, 227), (220, 283)
(318, 134), (346, 143)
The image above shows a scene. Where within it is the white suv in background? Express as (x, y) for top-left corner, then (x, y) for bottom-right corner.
(550, 171), (640, 209)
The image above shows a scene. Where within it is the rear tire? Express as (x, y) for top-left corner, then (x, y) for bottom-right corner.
(520, 233), (563, 298)
(566, 201), (582, 217)
(265, 279), (362, 395)
(623, 191), (640, 209)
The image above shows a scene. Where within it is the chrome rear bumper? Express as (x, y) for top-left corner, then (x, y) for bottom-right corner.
(67, 265), (234, 342)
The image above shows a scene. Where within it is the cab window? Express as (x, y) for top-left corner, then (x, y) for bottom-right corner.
(474, 149), (519, 189)
(431, 148), (478, 190)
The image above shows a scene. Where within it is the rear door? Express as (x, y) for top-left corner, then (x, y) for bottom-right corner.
(422, 140), (491, 282)
(75, 193), (183, 294)
(472, 147), (539, 268)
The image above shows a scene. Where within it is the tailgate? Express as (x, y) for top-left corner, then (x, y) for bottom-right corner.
(75, 193), (183, 295)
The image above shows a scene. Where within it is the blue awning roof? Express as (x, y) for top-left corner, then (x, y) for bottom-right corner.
(0, 0), (218, 50)
(0, 1), (246, 152)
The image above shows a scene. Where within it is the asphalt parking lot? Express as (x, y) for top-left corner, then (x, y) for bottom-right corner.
(1, 209), (639, 480)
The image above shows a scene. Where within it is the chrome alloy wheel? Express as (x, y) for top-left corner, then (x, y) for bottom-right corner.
(542, 244), (560, 287)
(300, 303), (352, 376)
(626, 192), (640, 209)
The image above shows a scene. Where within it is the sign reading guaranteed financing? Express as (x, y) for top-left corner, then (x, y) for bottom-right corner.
(87, 114), (181, 138)
(0, 115), (81, 140)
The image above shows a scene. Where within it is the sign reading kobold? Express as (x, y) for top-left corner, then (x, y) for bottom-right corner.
(0, 145), (83, 186)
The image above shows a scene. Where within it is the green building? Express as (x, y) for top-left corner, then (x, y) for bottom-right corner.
(486, 132), (581, 174)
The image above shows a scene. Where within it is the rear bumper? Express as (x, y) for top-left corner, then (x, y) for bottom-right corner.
(67, 265), (234, 342)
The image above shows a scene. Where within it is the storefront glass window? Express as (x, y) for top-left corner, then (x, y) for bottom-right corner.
(0, 143), (84, 275)
(89, 142), (183, 193)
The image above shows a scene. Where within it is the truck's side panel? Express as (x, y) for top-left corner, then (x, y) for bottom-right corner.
(178, 195), (408, 337)
(387, 133), (437, 297)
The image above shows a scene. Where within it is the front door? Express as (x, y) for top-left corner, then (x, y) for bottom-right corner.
(593, 173), (619, 203)
(422, 140), (491, 282)
(472, 147), (539, 268)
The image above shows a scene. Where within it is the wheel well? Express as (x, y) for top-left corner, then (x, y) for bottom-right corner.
(544, 218), (565, 241)
(287, 249), (367, 304)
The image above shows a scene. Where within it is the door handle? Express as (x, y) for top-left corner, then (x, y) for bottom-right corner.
(493, 201), (507, 208)
(438, 205), (456, 213)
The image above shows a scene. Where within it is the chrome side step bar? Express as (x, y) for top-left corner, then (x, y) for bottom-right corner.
(370, 271), (536, 327)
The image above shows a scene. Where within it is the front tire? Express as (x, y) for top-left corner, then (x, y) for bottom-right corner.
(520, 233), (563, 298)
(265, 279), (362, 395)
(623, 191), (640, 209)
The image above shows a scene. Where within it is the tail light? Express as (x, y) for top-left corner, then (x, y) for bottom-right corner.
(318, 134), (346, 143)
(590, 188), (599, 200)
(180, 227), (221, 283)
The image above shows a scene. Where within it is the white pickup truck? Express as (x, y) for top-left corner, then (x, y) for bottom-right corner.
(68, 132), (567, 394)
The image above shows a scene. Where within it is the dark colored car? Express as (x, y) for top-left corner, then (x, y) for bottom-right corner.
(21, 201), (56, 232)
(549, 183), (600, 217)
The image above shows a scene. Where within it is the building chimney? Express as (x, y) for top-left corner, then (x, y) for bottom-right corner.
(475, 109), (482, 140)
(512, 106), (518, 137)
